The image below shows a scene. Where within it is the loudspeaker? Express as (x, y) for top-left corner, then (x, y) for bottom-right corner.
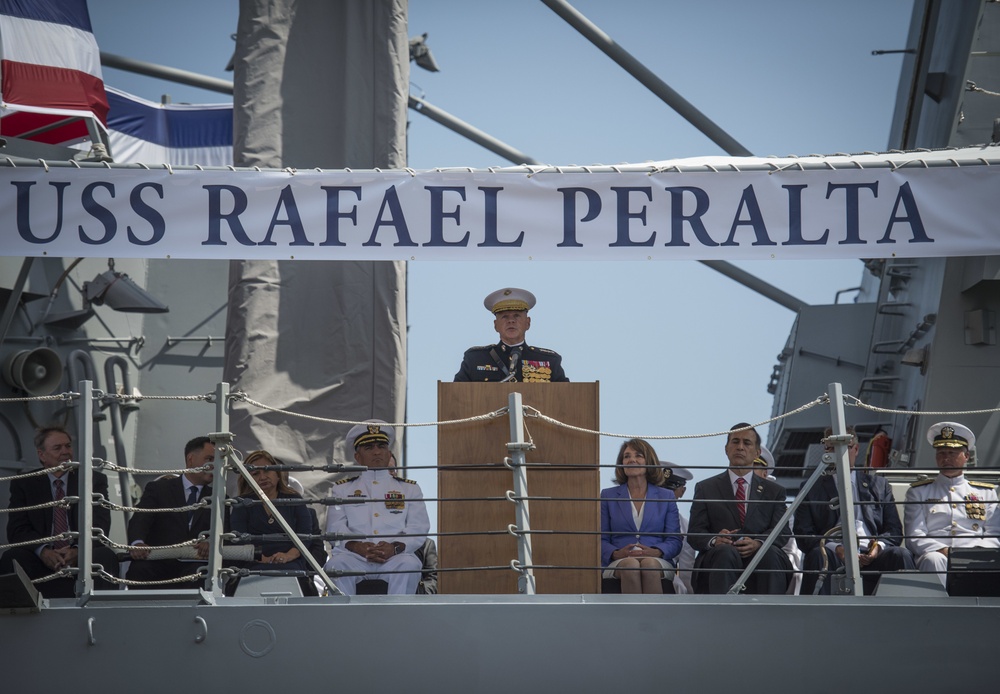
(2, 348), (63, 395)
(947, 548), (1000, 597)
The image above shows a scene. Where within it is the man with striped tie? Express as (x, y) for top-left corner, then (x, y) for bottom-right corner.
(0, 426), (117, 597)
(687, 423), (791, 594)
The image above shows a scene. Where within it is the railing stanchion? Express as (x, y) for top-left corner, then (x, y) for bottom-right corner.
(507, 391), (536, 595)
(75, 379), (94, 600)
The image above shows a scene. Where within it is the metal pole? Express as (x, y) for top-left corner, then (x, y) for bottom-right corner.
(99, 52), (542, 167)
(828, 381), (862, 595)
(203, 382), (231, 596)
(100, 52), (234, 95)
(726, 455), (827, 595)
(541, 0), (753, 156)
(75, 380), (94, 600)
(408, 95), (541, 165)
(507, 392), (536, 595)
(698, 260), (809, 313)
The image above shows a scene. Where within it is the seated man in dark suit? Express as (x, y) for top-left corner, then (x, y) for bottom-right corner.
(126, 436), (227, 589)
(454, 287), (568, 383)
(688, 423), (791, 594)
(795, 426), (914, 595)
(0, 425), (118, 597)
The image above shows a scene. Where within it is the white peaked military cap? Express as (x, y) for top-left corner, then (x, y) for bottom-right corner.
(484, 287), (536, 314)
(661, 461), (693, 490)
(927, 421), (975, 449)
(348, 419), (395, 448)
(754, 445), (776, 469)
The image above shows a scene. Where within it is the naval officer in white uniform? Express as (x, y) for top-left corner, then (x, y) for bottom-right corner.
(904, 421), (999, 586)
(325, 420), (430, 595)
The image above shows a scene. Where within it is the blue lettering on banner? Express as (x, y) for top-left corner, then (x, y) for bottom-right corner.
(663, 186), (717, 247)
(827, 181), (877, 245)
(477, 187), (522, 247)
(259, 185), (313, 246)
(79, 181), (117, 245)
(365, 185), (417, 247)
(878, 182), (932, 244)
(320, 186), (360, 247)
(721, 185), (775, 247)
(203, 184), (255, 246)
(557, 187), (600, 247)
(127, 183), (165, 245)
(610, 187), (654, 247)
(1, 172), (946, 256)
(425, 186), (470, 247)
(781, 184), (825, 245)
(14, 181), (71, 243)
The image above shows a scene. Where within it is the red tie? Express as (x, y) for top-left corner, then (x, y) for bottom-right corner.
(52, 478), (69, 548)
(735, 477), (747, 527)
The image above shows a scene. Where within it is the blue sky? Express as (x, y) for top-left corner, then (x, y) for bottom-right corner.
(88, 0), (915, 527)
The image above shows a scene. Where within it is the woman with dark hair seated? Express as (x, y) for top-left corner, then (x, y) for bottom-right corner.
(601, 438), (682, 593)
(230, 449), (317, 594)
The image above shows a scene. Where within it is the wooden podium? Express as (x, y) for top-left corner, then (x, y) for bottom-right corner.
(437, 382), (600, 594)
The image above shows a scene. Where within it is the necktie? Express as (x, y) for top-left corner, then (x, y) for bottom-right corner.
(735, 477), (747, 527)
(852, 475), (868, 549)
(187, 485), (200, 529)
(52, 478), (69, 548)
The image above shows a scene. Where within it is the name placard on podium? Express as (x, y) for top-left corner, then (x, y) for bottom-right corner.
(437, 382), (600, 594)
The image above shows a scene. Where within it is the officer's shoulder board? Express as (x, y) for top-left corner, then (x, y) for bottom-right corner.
(970, 480), (997, 490)
(464, 344), (493, 354)
(531, 346), (559, 356)
(909, 478), (934, 488)
(398, 477), (418, 485)
(335, 476), (359, 485)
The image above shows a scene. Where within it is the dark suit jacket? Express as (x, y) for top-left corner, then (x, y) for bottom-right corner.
(127, 475), (226, 546)
(793, 472), (903, 554)
(454, 341), (568, 382)
(6, 468), (112, 545)
(688, 471), (790, 554)
(230, 491), (313, 559)
(600, 484), (682, 566)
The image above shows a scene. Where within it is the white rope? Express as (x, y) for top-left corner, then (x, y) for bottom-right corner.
(235, 393), (507, 429)
(524, 395), (828, 441)
(95, 459), (211, 476)
(967, 80), (1000, 98)
(96, 532), (205, 552)
(0, 533), (73, 552)
(0, 498), (73, 514)
(0, 392), (77, 403)
(846, 395), (1000, 416)
(95, 495), (211, 515)
(0, 462), (77, 483)
(104, 541), (253, 561)
(100, 392), (214, 402)
(96, 569), (206, 587)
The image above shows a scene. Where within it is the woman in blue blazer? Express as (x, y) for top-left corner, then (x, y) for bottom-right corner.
(601, 438), (682, 593)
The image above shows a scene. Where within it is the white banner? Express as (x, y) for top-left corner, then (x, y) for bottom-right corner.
(3, 151), (999, 261)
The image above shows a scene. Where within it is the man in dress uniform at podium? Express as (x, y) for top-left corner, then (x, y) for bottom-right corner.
(905, 421), (999, 586)
(453, 287), (568, 383)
